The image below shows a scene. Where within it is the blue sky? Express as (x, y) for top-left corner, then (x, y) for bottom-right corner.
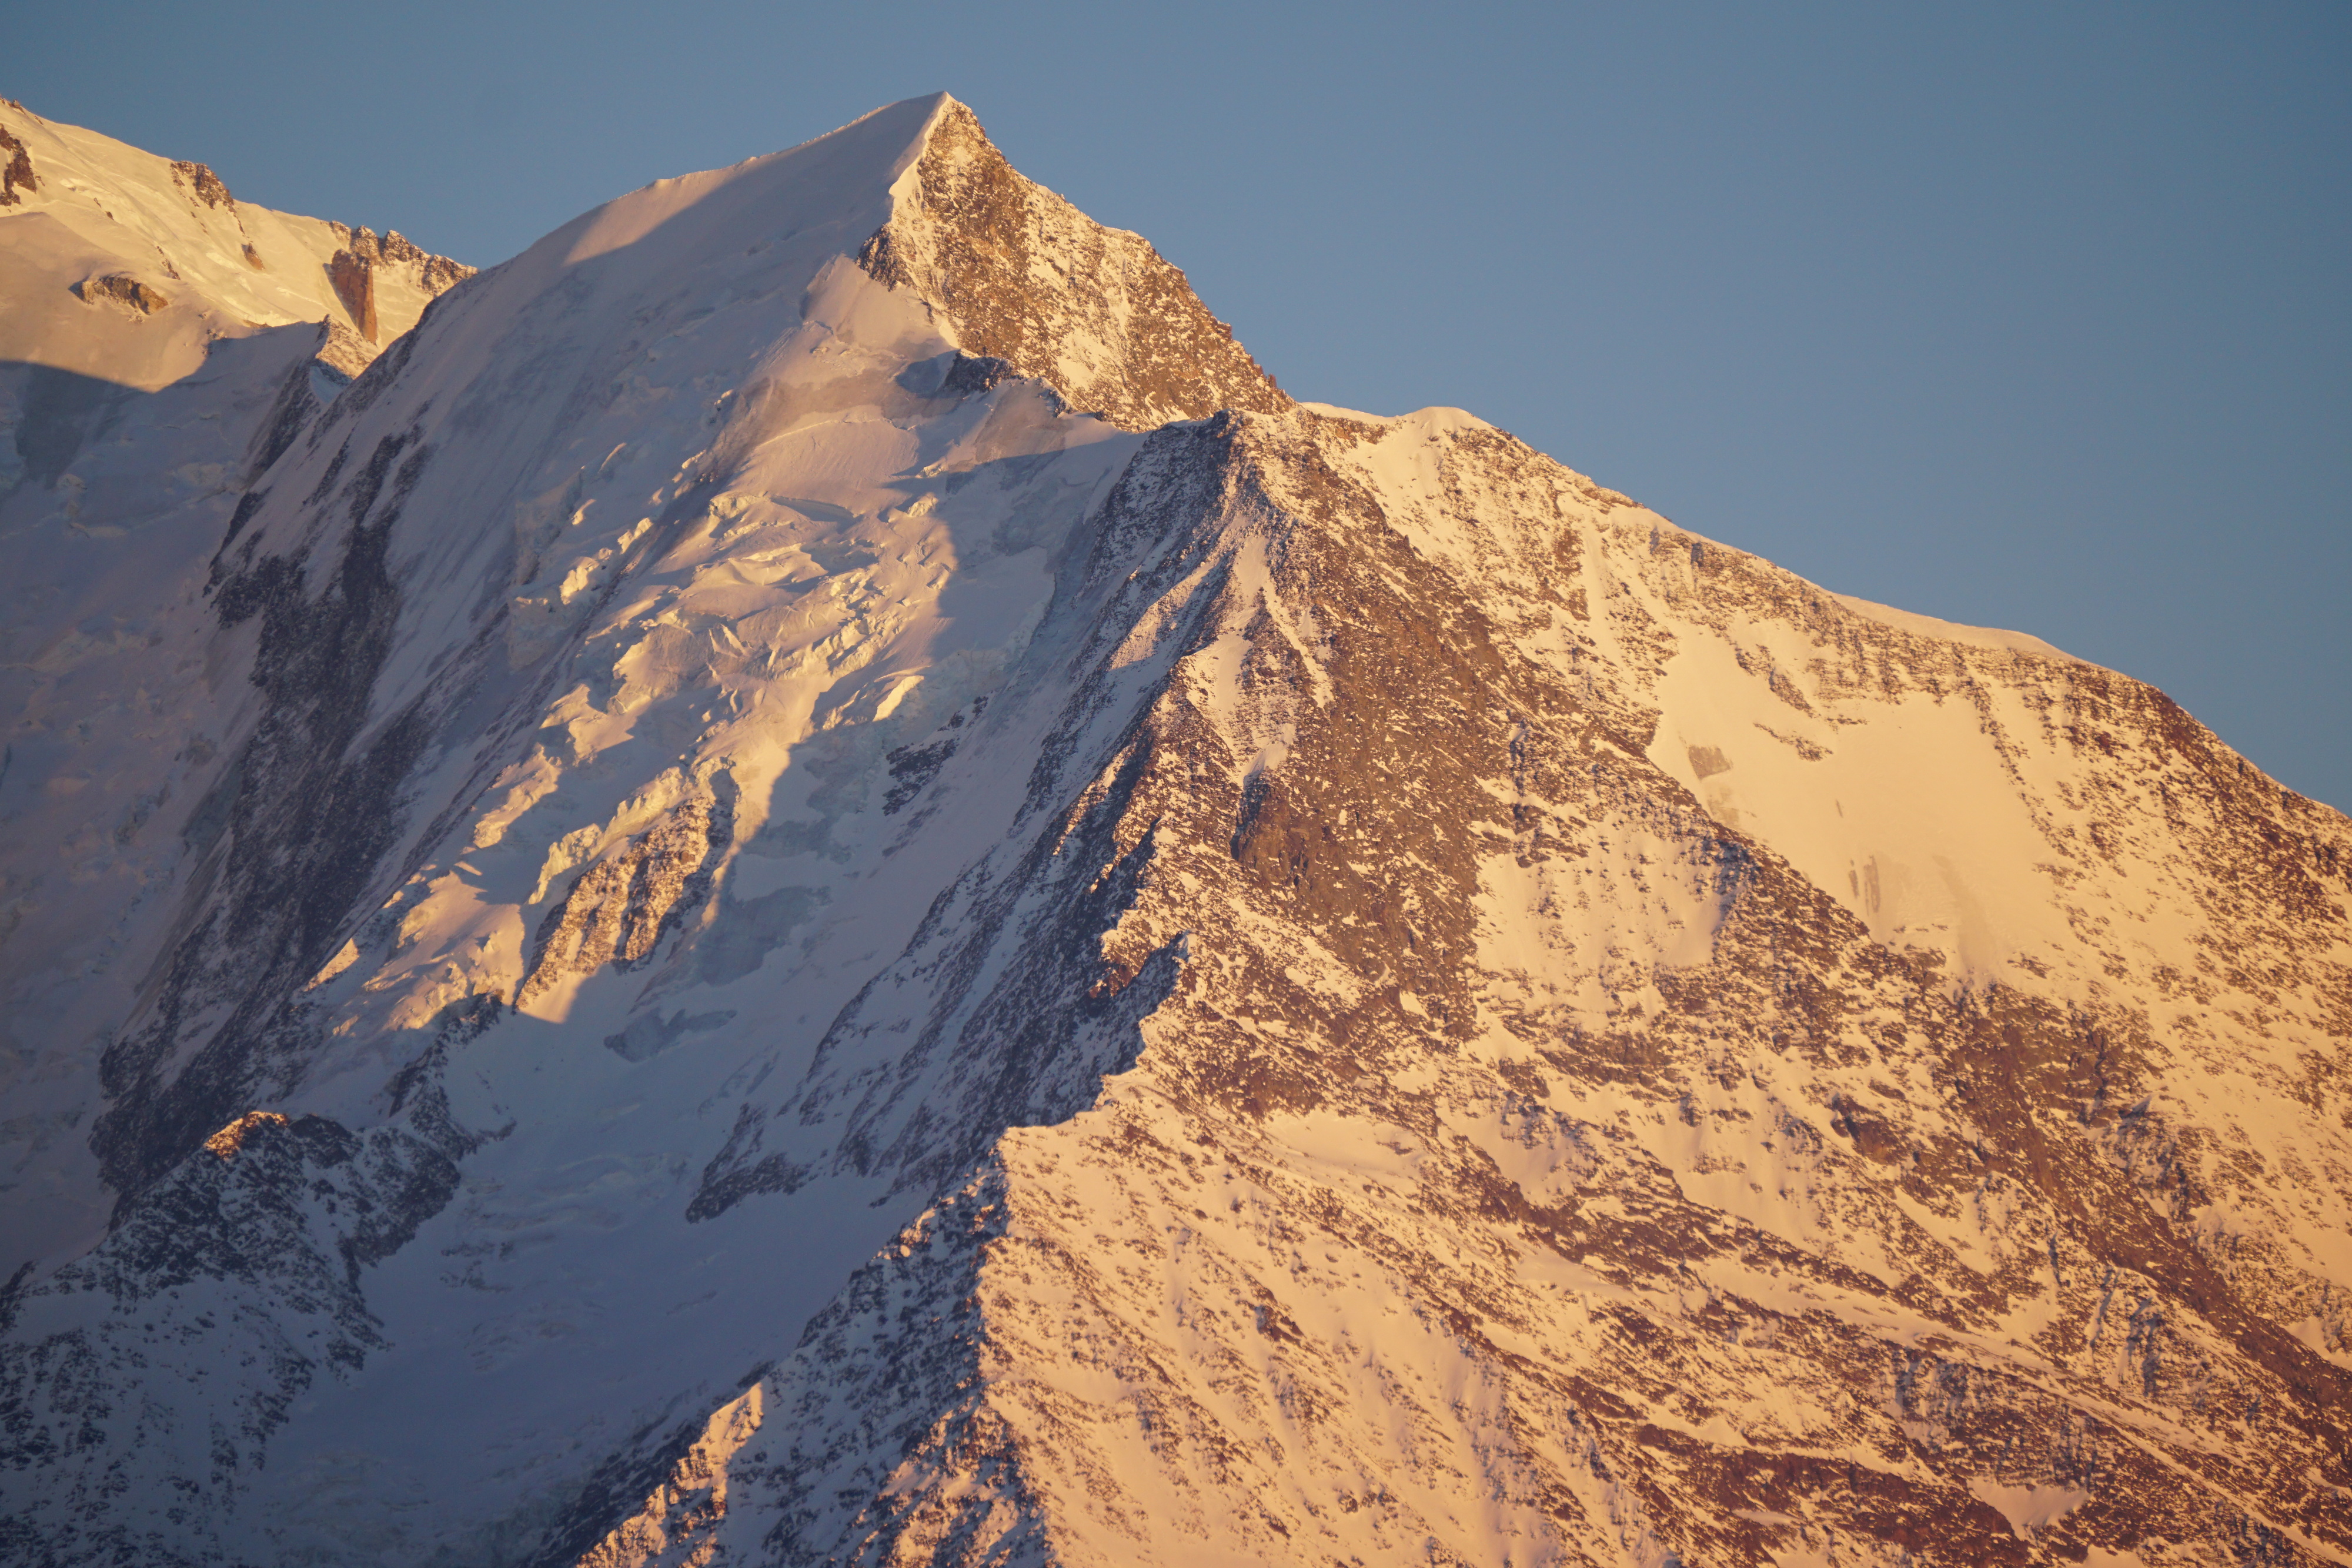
(12, 1), (2349, 806)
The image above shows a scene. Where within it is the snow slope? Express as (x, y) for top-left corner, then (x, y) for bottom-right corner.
(0, 96), (467, 389)
(0, 98), (470, 1262)
(2, 94), (2347, 1568)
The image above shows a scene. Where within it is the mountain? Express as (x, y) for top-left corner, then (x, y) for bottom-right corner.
(0, 92), (2346, 1568)
(0, 96), (469, 380)
(0, 93), (473, 1265)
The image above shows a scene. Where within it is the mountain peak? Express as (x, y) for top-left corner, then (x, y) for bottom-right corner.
(510, 93), (1282, 432)
(864, 96), (1290, 429)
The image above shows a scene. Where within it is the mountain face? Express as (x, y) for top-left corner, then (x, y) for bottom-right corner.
(0, 92), (2346, 1568)
(0, 94), (473, 1265)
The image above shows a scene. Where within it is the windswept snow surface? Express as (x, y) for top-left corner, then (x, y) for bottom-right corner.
(2, 94), (2349, 1568)
(0, 96), (467, 389)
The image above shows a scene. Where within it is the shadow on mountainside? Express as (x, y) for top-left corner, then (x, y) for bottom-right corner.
(8, 363), (128, 489)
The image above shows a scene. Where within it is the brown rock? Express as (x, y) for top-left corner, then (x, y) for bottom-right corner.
(1829, 1091), (1908, 1162)
(328, 247), (378, 342)
(169, 158), (233, 209)
(520, 796), (733, 1002)
(326, 222), (474, 312)
(75, 272), (169, 315)
(202, 1110), (288, 1160)
(377, 228), (476, 295)
(858, 99), (1289, 430)
(0, 118), (35, 208)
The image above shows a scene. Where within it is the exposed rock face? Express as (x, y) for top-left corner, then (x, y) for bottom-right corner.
(326, 245), (378, 340)
(0, 113), (35, 206)
(326, 225), (480, 343)
(573, 1383), (767, 1568)
(236, 322), (377, 486)
(74, 271), (169, 314)
(375, 226), (474, 295)
(0, 1037), (484, 1566)
(169, 158), (233, 209)
(91, 414), (442, 1200)
(590, 405), (2352, 1568)
(860, 98), (1289, 430)
(520, 794), (733, 1004)
(0, 92), (2345, 1568)
(328, 220), (479, 314)
(310, 318), (375, 380)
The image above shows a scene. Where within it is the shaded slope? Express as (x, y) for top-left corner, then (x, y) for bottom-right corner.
(0, 99), (471, 1260)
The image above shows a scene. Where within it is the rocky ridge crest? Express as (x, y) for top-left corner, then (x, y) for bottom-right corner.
(861, 96), (1289, 430)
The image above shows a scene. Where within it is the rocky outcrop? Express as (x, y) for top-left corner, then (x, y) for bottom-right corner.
(861, 98), (1289, 430)
(569, 1383), (767, 1568)
(310, 318), (375, 380)
(0, 1088), (477, 1567)
(0, 115), (34, 207)
(73, 272), (169, 315)
(328, 220), (476, 299)
(94, 421), (441, 1201)
(234, 322), (374, 483)
(375, 227), (473, 295)
(325, 226), (477, 343)
(326, 245), (377, 341)
(168, 158), (232, 209)
(520, 795), (734, 1004)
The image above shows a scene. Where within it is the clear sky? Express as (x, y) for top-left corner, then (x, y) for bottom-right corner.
(12, 1), (2348, 807)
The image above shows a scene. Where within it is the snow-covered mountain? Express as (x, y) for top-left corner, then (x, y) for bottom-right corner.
(1, 92), (2346, 1568)
(0, 94), (472, 1264)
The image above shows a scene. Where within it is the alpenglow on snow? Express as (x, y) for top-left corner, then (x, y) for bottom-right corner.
(2, 92), (2348, 1568)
